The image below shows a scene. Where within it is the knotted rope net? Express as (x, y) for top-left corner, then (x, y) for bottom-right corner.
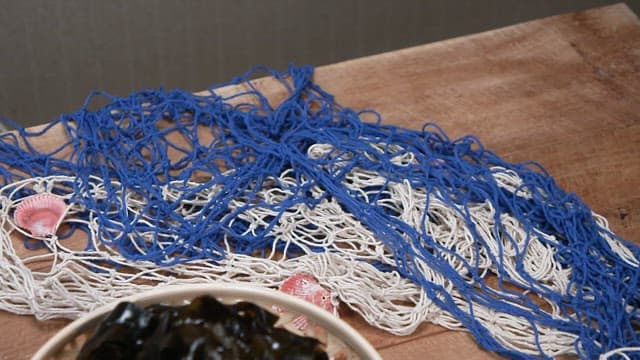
(0, 66), (638, 359)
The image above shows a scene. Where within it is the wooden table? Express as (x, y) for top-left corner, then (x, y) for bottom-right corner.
(2, 3), (639, 359)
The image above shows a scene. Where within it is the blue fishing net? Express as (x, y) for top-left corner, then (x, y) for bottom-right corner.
(0, 65), (638, 359)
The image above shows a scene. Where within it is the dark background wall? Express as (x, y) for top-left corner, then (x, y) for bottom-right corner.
(0, 0), (638, 128)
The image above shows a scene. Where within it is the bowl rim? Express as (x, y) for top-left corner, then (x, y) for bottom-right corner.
(32, 283), (382, 360)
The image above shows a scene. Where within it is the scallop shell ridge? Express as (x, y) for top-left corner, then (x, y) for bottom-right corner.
(13, 193), (68, 237)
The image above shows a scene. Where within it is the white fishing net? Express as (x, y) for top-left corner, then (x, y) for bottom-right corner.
(1, 158), (634, 357)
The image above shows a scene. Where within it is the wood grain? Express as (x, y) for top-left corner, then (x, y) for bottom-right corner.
(1, 3), (638, 359)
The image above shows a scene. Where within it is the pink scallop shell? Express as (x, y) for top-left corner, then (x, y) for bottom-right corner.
(278, 273), (335, 330)
(13, 193), (68, 237)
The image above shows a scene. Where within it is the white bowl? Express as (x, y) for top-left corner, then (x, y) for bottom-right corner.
(33, 283), (381, 359)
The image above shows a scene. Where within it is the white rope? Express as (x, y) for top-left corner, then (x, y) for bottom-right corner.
(0, 159), (637, 357)
(599, 347), (640, 360)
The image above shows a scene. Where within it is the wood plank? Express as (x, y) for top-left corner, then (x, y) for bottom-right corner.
(378, 331), (502, 360)
(1, 4), (638, 359)
(312, 3), (640, 243)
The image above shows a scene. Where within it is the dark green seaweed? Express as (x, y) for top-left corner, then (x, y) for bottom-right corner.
(77, 295), (328, 360)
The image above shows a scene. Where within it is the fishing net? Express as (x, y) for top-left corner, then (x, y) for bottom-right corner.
(0, 66), (638, 359)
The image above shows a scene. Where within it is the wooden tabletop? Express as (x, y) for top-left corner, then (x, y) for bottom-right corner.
(2, 3), (639, 359)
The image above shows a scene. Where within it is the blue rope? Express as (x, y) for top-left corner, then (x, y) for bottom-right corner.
(1, 65), (638, 359)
